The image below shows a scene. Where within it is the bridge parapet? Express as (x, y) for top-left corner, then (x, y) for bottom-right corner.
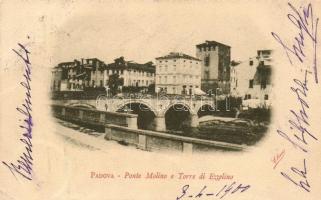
(52, 104), (138, 129)
(53, 95), (215, 115)
(96, 95), (215, 117)
(53, 95), (215, 132)
(105, 124), (245, 152)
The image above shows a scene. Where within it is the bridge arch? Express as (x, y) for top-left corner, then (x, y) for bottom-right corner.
(161, 102), (195, 116)
(163, 103), (195, 131)
(116, 100), (157, 130)
(197, 104), (215, 117)
(67, 103), (96, 109)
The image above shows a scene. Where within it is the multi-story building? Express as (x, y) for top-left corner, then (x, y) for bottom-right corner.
(51, 58), (106, 91)
(51, 62), (70, 91)
(230, 50), (273, 108)
(51, 57), (155, 92)
(196, 40), (231, 95)
(155, 52), (202, 95)
(88, 58), (108, 88)
(107, 57), (155, 89)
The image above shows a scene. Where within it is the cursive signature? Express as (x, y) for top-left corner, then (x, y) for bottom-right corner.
(271, 2), (319, 84)
(271, 149), (285, 169)
(277, 70), (317, 154)
(271, 2), (319, 193)
(276, 69), (317, 192)
(281, 158), (310, 192)
(176, 182), (250, 200)
(2, 43), (33, 181)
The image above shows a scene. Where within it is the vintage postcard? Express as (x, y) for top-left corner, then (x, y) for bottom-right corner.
(1, 0), (321, 199)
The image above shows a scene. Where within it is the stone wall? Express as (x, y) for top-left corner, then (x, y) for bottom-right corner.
(105, 124), (245, 153)
(52, 104), (138, 128)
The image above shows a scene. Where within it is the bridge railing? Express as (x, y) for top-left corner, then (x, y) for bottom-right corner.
(105, 124), (246, 152)
(51, 104), (138, 128)
(51, 90), (216, 101)
(111, 93), (215, 101)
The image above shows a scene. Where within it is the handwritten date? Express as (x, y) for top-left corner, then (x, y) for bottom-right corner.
(176, 182), (250, 200)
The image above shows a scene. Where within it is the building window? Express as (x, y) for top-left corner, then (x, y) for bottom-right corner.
(174, 60), (176, 62)
(264, 94), (269, 100)
(205, 55), (210, 66)
(249, 60), (253, 65)
(249, 79), (254, 88)
(205, 71), (210, 79)
(173, 87), (176, 94)
(173, 76), (176, 83)
(261, 79), (267, 89)
(92, 80), (95, 86)
(164, 76), (167, 83)
(245, 94), (251, 100)
(100, 80), (103, 87)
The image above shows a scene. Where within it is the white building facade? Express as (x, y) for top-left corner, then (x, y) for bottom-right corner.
(155, 52), (202, 95)
(106, 57), (155, 89)
(230, 50), (273, 108)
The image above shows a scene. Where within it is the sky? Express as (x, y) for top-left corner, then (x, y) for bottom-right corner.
(49, 1), (278, 65)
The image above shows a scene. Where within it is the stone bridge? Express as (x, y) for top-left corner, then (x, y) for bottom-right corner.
(52, 95), (216, 132)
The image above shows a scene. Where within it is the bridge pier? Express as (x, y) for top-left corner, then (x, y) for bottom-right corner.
(61, 107), (66, 116)
(99, 113), (106, 123)
(79, 110), (84, 120)
(126, 116), (138, 129)
(189, 114), (199, 128)
(154, 116), (166, 132)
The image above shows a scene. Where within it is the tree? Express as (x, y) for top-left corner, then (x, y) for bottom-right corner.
(238, 107), (271, 126)
(148, 83), (155, 94)
(107, 74), (124, 95)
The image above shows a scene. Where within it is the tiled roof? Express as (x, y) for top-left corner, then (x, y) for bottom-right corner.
(196, 40), (230, 48)
(55, 57), (155, 73)
(107, 58), (155, 73)
(57, 61), (75, 68)
(155, 52), (201, 61)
